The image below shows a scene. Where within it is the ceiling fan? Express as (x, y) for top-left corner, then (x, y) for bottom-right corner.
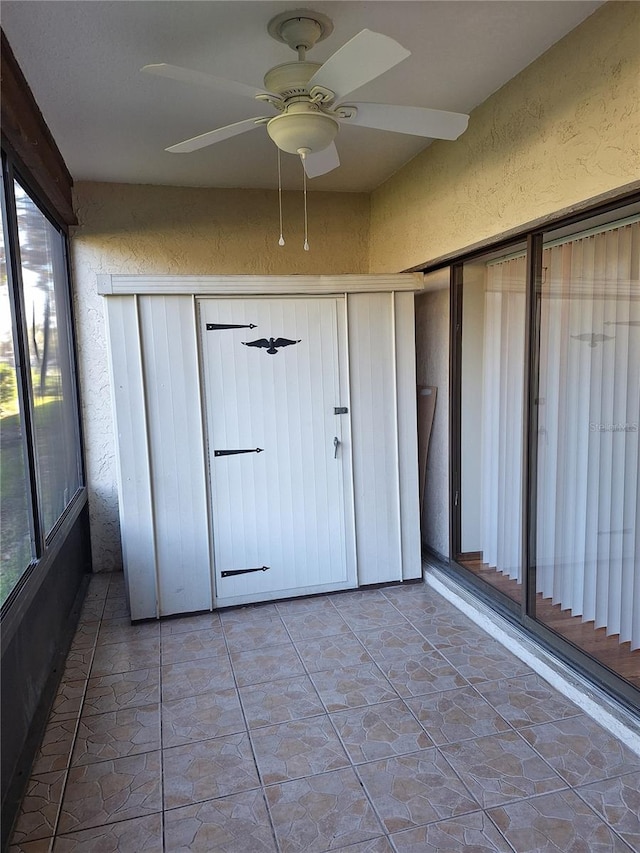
(142, 8), (470, 178)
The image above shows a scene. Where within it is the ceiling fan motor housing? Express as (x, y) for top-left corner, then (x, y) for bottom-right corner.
(263, 61), (322, 98)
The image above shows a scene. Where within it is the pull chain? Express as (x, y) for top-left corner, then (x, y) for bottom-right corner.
(277, 148), (285, 246)
(302, 158), (310, 251)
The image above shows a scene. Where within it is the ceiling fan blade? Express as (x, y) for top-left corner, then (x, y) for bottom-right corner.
(166, 117), (265, 153)
(303, 143), (340, 178)
(309, 29), (410, 102)
(142, 63), (272, 101)
(341, 103), (469, 140)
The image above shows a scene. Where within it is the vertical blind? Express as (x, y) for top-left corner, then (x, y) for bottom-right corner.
(480, 255), (526, 583)
(481, 220), (639, 649)
(537, 220), (639, 649)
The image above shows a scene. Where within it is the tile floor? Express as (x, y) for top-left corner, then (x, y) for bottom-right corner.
(8, 573), (640, 852)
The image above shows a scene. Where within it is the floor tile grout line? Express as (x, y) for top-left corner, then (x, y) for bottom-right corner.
(13, 580), (639, 850)
(510, 719), (583, 780)
(47, 616), (104, 843)
(482, 807), (520, 853)
(571, 778), (639, 849)
(350, 754), (484, 844)
(304, 659), (399, 717)
(218, 606), (283, 853)
(436, 721), (571, 799)
(481, 782), (639, 849)
(43, 576), (110, 846)
(51, 574), (159, 845)
(508, 722), (640, 793)
(49, 573), (162, 846)
(432, 640), (526, 690)
(239, 612), (353, 803)
(430, 741), (505, 814)
(464, 672), (586, 724)
(158, 618), (167, 853)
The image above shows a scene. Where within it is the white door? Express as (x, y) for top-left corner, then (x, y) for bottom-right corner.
(199, 297), (355, 606)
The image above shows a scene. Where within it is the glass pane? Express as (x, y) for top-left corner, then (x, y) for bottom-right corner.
(459, 245), (527, 603)
(0, 195), (34, 605)
(14, 181), (82, 537)
(536, 216), (640, 688)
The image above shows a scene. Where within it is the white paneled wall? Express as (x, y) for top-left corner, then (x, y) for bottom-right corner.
(105, 295), (212, 617)
(104, 297), (157, 620)
(137, 296), (212, 616)
(394, 292), (422, 582)
(348, 293), (401, 584)
(102, 275), (422, 618)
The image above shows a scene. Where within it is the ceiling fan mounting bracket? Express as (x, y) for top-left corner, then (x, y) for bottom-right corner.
(267, 10), (334, 55)
(335, 105), (358, 120)
(255, 92), (285, 111)
(308, 85), (335, 105)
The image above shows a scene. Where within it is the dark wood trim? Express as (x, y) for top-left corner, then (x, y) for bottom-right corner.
(439, 196), (640, 711)
(1, 30), (76, 226)
(523, 233), (543, 619)
(0, 155), (41, 567)
(449, 264), (463, 562)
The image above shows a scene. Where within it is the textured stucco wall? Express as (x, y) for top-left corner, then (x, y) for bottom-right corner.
(72, 1), (639, 571)
(71, 183), (369, 570)
(369, 1), (640, 272)
(415, 284), (450, 559)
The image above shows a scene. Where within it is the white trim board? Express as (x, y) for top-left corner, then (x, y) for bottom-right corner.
(424, 562), (640, 756)
(97, 273), (424, 296)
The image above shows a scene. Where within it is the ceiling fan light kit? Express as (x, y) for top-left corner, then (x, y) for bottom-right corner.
(142, 8), (470, 247)
(267, 104), (339, 156)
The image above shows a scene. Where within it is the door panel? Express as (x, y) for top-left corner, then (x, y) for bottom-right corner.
(347, 292), (403, 583)
(139, 295), (212, 616)
(200, 297), (354, 605)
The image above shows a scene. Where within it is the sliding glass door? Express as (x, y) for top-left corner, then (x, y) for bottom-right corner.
(535, 216), (639, 687)
(458, 244), (526, 605)
(452, 199), (639, 702)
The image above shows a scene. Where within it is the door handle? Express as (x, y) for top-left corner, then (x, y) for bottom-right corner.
(333, 436), (340, 458)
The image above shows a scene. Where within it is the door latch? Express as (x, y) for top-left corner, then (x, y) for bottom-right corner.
(334, 436), (340, 458)
(334, 407), (349, 415)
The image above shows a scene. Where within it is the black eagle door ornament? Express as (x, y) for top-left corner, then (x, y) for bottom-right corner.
(242, 336), (301, 355)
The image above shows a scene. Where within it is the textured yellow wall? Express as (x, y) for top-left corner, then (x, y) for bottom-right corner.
(71, 182), (370, 570)
(71, 1), (638, 570)
(369, 1), (640, 273)
(72, 182), (369, 276)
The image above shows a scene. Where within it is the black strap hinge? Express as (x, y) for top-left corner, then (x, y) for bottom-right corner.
(221, 566), (270, 578)
(214, 448), (264, 457)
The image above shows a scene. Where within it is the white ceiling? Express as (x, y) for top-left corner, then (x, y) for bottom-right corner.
(1, 1), (603, 192)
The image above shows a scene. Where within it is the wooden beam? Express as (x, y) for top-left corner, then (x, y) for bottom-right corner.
(1, 29), (76, 226)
